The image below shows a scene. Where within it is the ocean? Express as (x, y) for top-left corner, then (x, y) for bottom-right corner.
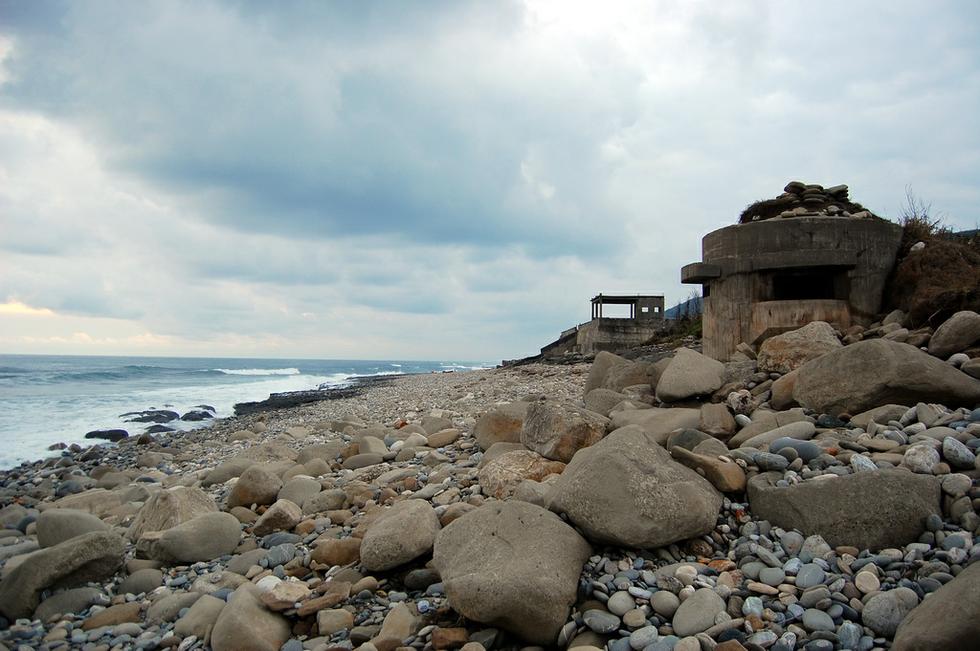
(0, 355), (491, 469)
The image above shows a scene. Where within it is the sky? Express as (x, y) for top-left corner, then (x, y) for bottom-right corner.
(1, 0), (978, 361)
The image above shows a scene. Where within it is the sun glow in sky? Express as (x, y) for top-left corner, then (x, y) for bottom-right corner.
(1, 0), (978, 360)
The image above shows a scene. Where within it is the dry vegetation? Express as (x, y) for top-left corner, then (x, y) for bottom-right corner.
(884, 189), (980, 327)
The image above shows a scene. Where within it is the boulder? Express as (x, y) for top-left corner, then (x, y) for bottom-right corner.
(698, 403), (736, 438)
(210, 584), (290, 651)
(252, 499), (302, 536)
(669, 447), (746, 493)
(311, 537), (361, 566)
(302, 489), (347, 515)
(81, 601), (141, 630)
(127, 486), (217, 541)
(757, 321), (842, 374)
(739, 421), (816, 450)
(655, 348), (725, 402)
(36, 509), (109, 548)
(422, 415), (454, 435)
(174, 593), (226, 639)
(296, 442), (344, 464)
(602, 360), (654, 392)
(584, 389), (631, 418)
(361, 500), (441, 571)
(119, 568), (163, 595)
(433, 501), (591, 645)
(84, 429), (128, 442)
(226, 465), (283, 509)
(928, 310), (980, 358)
(145, 592), (202, 624)
(585, 351), (631, 394)
(792, 339), (980, 416)
(42, 488), (124, 518)
(672, 588), (726, 636)
(34, 587), (107, 621)
(278, 476), (323, 506)
(0, 504), (28, 528)
(478, 450), (566, 500)
(148, 512), (242, 563)
(849, 404), (910, 429)
(862, 587), (920, 637)
(892, 560), (980, 651)
(747, 470), (940, 549)
(427, 428), (460, 447)
(203, 458), (255, 486)
(548, 425), (722, 548)
(770, 370), (799, 410)
(342, 453), (384, 469)
(728, 409), (809, 447)
(520, 400), (609, 463)
(608, 408), (701, 446)
(0, 531), (125, 620)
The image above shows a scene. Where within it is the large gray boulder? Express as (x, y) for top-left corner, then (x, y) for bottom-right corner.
(202, 458), (255, 486)
(34, 587), (107, 621)
(478, 450), (566, 500)
(892, 560), (980, 651)
(226, 464), (283, 509)
(609, 408), (701, 446)
(602, 360), (655, 392)
(757, 321), (842, 374)
(747, 470), (940, 549)
(0, 531), (125, 620)
(147, 512), (242, 563)
(656, 348), (725, 403)
(278, 476), (322, 506)
(361, 500), (441, 571)
(928, 310), (980, 358)
(793, 339), (980, 415)
(585, 351), (631, 394)
(36, 508), (109, 548)
(432, 501), (591, 645)
(548, 425), (722, 548)
(584, 388), (630, 417)
(520, 400), (609, 463)
(473, 402), (529, 450)
(210, 584), (290, 651)
(127, 486), (217, 541)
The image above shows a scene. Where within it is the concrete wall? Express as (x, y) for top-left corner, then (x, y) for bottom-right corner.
(541, 318), (666, 356)
(686, 217), (902, 360)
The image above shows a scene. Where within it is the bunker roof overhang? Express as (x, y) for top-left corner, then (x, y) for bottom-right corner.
(590, 293), (664, 305)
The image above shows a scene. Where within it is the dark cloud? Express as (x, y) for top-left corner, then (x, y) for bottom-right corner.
(0, 0), (624, 257)
(1, 1), (979, 359)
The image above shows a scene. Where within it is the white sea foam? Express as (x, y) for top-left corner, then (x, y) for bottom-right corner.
(213, 367), (301, 376)
(0, 372), (345, 468)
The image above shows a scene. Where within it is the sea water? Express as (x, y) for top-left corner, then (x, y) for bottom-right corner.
(0, 355), (490, 469)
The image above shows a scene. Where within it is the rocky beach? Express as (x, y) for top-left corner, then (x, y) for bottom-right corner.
(1, 310), (980, 651)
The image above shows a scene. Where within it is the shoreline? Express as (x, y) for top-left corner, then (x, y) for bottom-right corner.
(0, 338), (978, 651)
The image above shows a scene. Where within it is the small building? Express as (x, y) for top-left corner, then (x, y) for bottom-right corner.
(682, 182), (903, 361)
(541, 294), (666, 356)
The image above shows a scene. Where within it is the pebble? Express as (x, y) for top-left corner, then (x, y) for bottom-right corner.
(651, 591), (680, 618)
(802, 608), (835, 632)
(796, 564), (826, 589)
(628, 625), (658, 649)
(607, 591), (635, 616)
(583, 609), (621, 634)
(854, 571), (880, 594)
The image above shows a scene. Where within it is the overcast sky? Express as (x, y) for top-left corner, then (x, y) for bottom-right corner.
(1, 1), (978, 361)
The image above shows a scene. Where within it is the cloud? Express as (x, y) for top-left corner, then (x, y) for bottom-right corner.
(0, 300), (54, 317)
(0, 0), (979, 360)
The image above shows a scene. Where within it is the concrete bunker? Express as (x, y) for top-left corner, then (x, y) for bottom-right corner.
(682, 182), (903, 361)
(542, 293), (666, 356)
